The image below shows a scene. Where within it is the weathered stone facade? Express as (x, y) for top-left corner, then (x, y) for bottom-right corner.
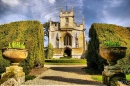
(49, 6), (86, 59)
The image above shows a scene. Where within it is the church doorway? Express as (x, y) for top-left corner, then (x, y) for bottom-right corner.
(64, 47), (72, 57)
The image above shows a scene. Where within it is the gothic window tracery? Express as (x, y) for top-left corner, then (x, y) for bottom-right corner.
(64, 33), (72, 46)
(75, 33), (79, 47)
(56, 33), (59, 48)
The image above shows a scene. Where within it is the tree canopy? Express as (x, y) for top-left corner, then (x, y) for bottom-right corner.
(43, 22), (49, 40)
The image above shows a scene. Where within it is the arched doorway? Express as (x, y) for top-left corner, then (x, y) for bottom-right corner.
(64, 47), (72, 57)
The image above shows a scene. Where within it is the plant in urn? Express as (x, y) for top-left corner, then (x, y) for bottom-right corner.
(99, 40), (127, 66)
(1, 42), (28, 85)
(2, 42), (28, 66)
(99, 40), (127, 85)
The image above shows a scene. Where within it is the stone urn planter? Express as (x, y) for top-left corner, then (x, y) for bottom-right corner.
(1, 42), (28, 85)
(99, 47), (127, 65)
(2, 48), (28, 66)
(99, 47), (128, 86)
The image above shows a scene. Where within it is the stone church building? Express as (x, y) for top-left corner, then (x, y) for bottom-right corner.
(49, 6), (86, 59)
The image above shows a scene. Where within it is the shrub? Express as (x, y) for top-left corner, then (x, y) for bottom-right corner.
(0, 20), (44, 73)
(60, 56), (71, 59)
(0, 55), (10, 73)
(118, 56), (130, 74)
(46, 43), (53, 59)
(19, 60), (31, 75)
(25, 75), (36, 81)
(86, 23), (130, 72)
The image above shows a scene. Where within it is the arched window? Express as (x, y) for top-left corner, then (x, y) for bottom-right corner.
(75, 33), (79, 47)
(56, 33), (59, 48)
(66, 17), (69, 23)
(64, 33), (72, 46)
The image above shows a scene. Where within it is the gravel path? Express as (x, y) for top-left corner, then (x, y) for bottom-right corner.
(24, 65), (104, 85)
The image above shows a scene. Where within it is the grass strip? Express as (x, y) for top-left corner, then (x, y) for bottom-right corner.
(91, 75), (102, 82)
(126, 74), (130, 81)
(91, 74), (130, 82)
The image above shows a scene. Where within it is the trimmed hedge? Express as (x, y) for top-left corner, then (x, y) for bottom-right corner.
(0, 20), (44, 73)
(87, 23), (130, 73)
(45, 59), (86, 63)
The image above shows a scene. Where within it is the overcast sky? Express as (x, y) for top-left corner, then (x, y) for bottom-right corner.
(0, 0), (130, 46)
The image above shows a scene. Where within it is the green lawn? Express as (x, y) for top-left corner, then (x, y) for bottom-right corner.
(91, 74), (130, 82)
(126, 74), (130, 81)
(91, 75), (102, 82)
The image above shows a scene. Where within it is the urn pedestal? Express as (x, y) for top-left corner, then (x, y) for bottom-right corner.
(1, 48), (28, 85)
(2, 65), (25, 85)
(99, 47), (127, 86)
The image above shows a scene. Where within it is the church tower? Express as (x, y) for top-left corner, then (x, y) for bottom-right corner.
(49, 5), (86, 59)
(60, 6), (74, 30)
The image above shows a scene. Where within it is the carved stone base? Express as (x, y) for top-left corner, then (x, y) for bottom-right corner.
(0, 78), (18, 86)
(1, 66), (25, 85)
(102, 65), (126, 86)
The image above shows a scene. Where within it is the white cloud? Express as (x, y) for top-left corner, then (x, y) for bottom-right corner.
(1, 0), (20, 7)
(99, 10), (130, 27)
(96, 0), (130, 27)
(71, 0), (84, 24)
(0, 0), (84, 25)
(104, 0), (123, 8)
(48, 0), (55, 4)
(0, 14), (27, 24)
(44, 11), (59, 21)
(100, 10), (120, 24)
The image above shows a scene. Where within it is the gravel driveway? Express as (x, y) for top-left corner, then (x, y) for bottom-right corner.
(24, 65), (105, 85)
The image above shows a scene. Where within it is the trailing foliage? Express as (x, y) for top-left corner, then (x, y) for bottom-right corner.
(86, 23), (130, 73)
(0, 20), (44, 73)
(46, 43), (53, 59)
